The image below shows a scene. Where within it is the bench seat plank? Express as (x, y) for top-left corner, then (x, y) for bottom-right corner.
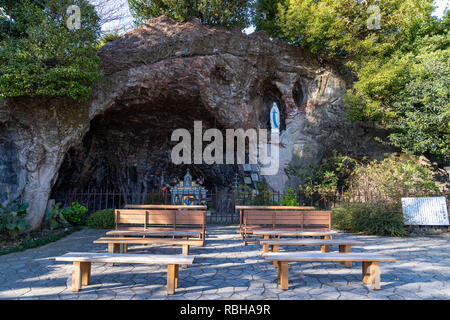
(124, 204), (206, 209)
(106, 230), (202, 237)
(260, 239), (364, 246)
(55, 252), (195, 264)
(94, 237), (204, 246)
(236, 206), (316, 210)
(263, 252), (396, 262)
(252, 230), (339, 237)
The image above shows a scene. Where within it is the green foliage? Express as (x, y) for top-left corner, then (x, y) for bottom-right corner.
(279, 187), (299, 206)
(62, 201), (88, 225)
(286, 151), (357, 196)
(0, 200), (30, 240)
(128, 0), (253, 29)
(275, 0), (433, 62)
(332, 201), (406, 237)
(0, 0), (102, 100)
(256, 0), (448, 163)
(286, 151), (439, 203)
(253, 0), (285, 38)
(345, 13), (450, 162)
(348, 155), (440, 202)
(0, 226), (81, 256)
(388, 50), (450, 162)
(86, 209), (115, 229)
(251, 180), (274, 205)
(96, 29), (121, 49)
(44, 202), (70, 230)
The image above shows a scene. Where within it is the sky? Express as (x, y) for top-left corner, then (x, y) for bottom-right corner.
(98, 0), (449, 34)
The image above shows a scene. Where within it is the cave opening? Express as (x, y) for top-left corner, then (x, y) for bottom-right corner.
(51, 94), (238, 201)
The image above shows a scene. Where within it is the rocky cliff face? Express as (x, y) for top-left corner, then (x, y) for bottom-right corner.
(0, 16), (395, 229)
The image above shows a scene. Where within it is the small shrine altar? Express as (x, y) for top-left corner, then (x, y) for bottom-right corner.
(170, 169), (207, 205)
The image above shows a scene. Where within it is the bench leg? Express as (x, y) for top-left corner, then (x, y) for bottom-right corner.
(72, 262), (82, 292)
(80, 262), (91, 286)
(279, 261), (289, 290)
(175, 265), (179, 289)
(167, 264), (178, 295)
(122, 244), (128, 253)
(369, 262), (380, 290)
(181, 245), (190, 269)
(362, 261), (380, 289)
(107, 243), (120, 266)
(272, 245), (279, 268)
(362, 261), (371, 284)
(108, 243), (120, 253)
(339, 245), (352, 268)
(276, 261), (281, 284)
(262, 243), (269, 253)
(320, 236), (330, 252)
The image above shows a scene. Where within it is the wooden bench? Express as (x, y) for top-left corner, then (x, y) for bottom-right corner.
(253, 229), (340, 252)
(112, 205), (206, 241)
(263, 252), (396, 290)
(260, 239), (364, 267)
(237, 206), (331, 245)
(236, 206), (315, 239)
(55, 252), (194, 295)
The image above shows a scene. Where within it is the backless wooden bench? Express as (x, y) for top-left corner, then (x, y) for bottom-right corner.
(55, 252), (195, 295)
(263, 252), (396, 290)
(95, 237), (204, 255)
(259, 239), (364, 268)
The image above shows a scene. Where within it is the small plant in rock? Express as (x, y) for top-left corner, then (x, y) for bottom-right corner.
(45, 203), (70, 230)
(0, 201), (30, 240)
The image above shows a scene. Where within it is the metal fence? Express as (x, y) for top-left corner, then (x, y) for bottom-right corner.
(53, 188), (450, 225)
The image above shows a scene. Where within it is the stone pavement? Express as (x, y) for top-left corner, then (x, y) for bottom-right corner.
(0, 225), (449, 300)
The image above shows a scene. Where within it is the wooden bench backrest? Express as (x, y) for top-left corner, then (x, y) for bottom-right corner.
(244, 210), (331, 230)
(115, 209), (206, 230)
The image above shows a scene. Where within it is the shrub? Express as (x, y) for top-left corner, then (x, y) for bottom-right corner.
(86, 209), (115, 229)
(0, 200), (30, 240)
(279, 188), (299, 206)
(44, 202), (70, 230)
(62, 201), (88, 225)
(332, 201), (406, 237)
(347, 155), (440, 202)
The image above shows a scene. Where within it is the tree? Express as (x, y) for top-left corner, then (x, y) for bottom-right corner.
(255, 0), (449, 164)
(128, 0), (254, 29)
(0, 0), (103, 101)
(346, 12), (450, 162)
(276, 0), (434, 68)
(253, 0), (285, 38)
